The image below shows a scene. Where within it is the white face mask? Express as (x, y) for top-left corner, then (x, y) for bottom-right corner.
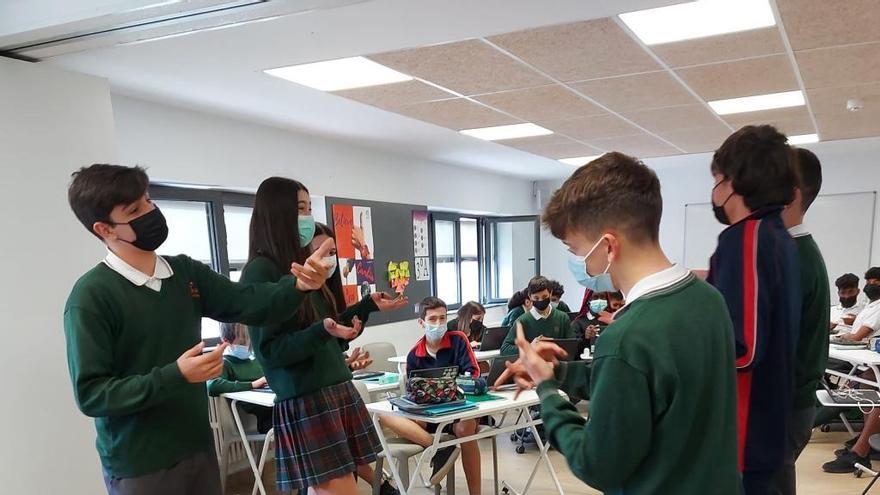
(323, 255), (338, 279)
(424, 322), (447, 342)
(569, 236), (616, 292)
(228, 344), (251, 360)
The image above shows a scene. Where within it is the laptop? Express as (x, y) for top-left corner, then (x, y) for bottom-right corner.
(480, 326), (509, 352)
(485, 356), (518, 391)
(352, 370), (384, 380)
(409, 366), (459, 380)
(547, 338), (581, 361)
(821, 380), (880, 405)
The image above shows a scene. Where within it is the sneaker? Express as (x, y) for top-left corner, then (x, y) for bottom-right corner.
(429, 446), (460, 486)
(823, 450), (871, 474)
(846, 435), (861, 448)
(834, 446), (850, 457)
(379, 480), (399, 495)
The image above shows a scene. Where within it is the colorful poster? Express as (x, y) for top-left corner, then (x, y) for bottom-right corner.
(415, 257), (431, 281)
(333, 204), (376, 305)
(387, 260), (411, 294)
(412, 210), (429, 257)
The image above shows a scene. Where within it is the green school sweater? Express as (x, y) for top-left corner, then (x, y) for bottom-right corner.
(501, 306), (524, 327)
(241, 255), (377, 401)
(556, 300), (572, 313)
(207, 355), (265, 395)
(537, 276), (740, 494)
(793, 234), (831, 409)
(64, 255), (305, 478)
(500, 308), (573, 356)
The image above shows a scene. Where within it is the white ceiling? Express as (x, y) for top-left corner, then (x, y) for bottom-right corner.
(4, 0), (679, 180)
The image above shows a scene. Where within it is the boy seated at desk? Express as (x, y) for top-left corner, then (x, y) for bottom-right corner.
(379, 297), (482, 494)
(207, 322), (272, 434)
(836, 283), (880, 342)
(831, 273), (864, 331)
(500, 276), (575, 357)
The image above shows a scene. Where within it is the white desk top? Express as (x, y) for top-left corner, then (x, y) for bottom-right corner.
(365, 389), (540, 423)
(828, 346), (880, 365)
(223, 373), (401, 407)
(388, 349), (501, 364)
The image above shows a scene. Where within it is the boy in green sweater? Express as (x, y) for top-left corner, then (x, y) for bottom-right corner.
(207, 322), (272, 433)
(549, 280), (572, 313)
(64, 165), (337, 495)
(775, 147), (830, 490)
(500, 276), (573, 356)
(496, 152), (741, 494)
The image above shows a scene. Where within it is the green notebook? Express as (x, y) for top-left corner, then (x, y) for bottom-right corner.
(422, 402), (478, 416)
(466, 393), (505, 403)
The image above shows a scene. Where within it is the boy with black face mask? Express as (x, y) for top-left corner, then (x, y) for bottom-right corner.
(64, 164), (335, 495)
(500, 276), (573, 356)
(831, 273), (863, 330)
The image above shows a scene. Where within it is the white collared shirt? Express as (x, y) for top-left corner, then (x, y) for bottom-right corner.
(622, 264), (691, 310)
(787, 223), (810, 238)
(851, 299), (880, 338)
(529, 307), (549, 321)
(831, 302), (866, 326)
(103, 250), (174, 292)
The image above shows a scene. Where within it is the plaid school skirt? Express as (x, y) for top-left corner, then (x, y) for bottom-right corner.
(273, 381), (381, 491)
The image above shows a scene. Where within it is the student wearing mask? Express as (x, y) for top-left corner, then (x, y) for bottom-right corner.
(501, 289), (531, 327)
(447, 301), (487, 344)
(775, 147), (830, 494)
(379, 297), (482, 494)
(866, 267), (880, 288)
(495, 152), (740, 494)
(242, 177), (407, 495)
(207, 322), (272, 434)
(549, 280), (572, 313)
(500, 276), (574, 356)
(837, 283), (880, 342)
(64, 165), (329, 495)
(707, 125), (801, 494)
(830, 273), (863, 330)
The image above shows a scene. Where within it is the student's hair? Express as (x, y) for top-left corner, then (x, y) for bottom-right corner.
(710, 125), (795, 211)
(507, 289), (528, 311)
(836, 273), (860, 290)
(549, 280), (565, 297)
(791, 147), (822, 212)
(527, 276), (551, 296)
(220, 322), (251, 346)
(866, 267), (880, 281)
(420, 297), (447, 320)
(248, 177), (310, 274)
(456, 301), (486, 332)
(296, 222), (348, 326)
(608, 291), (624, 301)
(543, 152), (662, 245)
(68, 164), (150, 238)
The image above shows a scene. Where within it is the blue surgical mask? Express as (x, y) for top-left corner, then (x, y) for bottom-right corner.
(589, 299), (608, 314)
(298, 215), (316, 246)
(228, 345), (251, 360)
(323, 255), (338, 279)
(424, 323), (447, 342)
(568, 237), (616, 292)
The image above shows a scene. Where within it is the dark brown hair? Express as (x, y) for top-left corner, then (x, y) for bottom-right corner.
(527, 276), (551, 296)
(419, 297), (447, 320)
(543, 152), (661, 244)
(456, 301), (486, 332)
(792, 147), (822, 212)
(68, 164), (149, 238)
(248, 177), (310, 274)
(296, 222), (348, 326)
(710, 125), (795, 211)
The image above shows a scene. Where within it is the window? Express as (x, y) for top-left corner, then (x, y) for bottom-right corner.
(150, 185), (255, 343)
(430, 213), (538, 308)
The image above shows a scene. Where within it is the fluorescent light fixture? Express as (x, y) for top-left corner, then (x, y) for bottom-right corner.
(787, 133), (819, 145)
(707, 90), (805, 115)
(120, 15), (281, 45)
(264, 56), (412, 92)
(620, 0), (775, 45)
(559, 155), (601, 166)
(460, 123), (553, 141)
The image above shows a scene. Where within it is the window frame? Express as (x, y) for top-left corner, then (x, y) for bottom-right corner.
(483, 216), (541, 305)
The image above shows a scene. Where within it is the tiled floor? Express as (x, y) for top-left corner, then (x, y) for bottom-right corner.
(225, 429), (877, 495)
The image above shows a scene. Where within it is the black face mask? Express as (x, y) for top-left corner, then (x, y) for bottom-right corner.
(712, 180), (733, 226)
(865, 284), (880, 302)
(113, 207), (169, 252)
(532, 299), (551, 311)
(840, 295), (858, 308)
(469, 319), (485, 334)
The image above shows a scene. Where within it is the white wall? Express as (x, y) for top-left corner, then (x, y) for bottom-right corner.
(537, 137), (880, 305)
(0, 58), (117, 493)
(111, 94), (537, 356)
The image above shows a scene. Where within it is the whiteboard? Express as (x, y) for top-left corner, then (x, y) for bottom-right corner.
(683, 192), (877, 303)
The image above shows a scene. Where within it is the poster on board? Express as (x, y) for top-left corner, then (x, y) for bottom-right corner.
(413, 210), (429, 257)
(414, 257), (431, 281)
(333, 204), (376, 305)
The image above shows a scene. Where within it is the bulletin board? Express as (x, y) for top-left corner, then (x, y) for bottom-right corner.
(326, 196), (433, 325)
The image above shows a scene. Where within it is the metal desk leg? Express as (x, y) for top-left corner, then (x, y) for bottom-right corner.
(371, 413), (409, 495)
(230, 399), (268, 495)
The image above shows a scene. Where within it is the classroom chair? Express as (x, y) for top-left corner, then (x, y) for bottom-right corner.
(363, 342), (399, 373)
(215, 395), (274, 495)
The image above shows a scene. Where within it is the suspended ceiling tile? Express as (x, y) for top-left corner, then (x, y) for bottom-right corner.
(474, 84), (604, 122)
(488, 18), (661, 82)
(571, 71), (699, 112)
(506, 139), (604, 160)
(650, 27), (785, 68)
(658, 124), (734, 154)
(776, 0), (880, 51)
(675, 54), (799, 100)
(587, 133), (681, 158)
(796, 42), (880, 90)
(368, 39), (551, 96)
(332, 80), (456, 109)
(541, 114), (641, 141)
(722, 106), (816, 137)
(808, 82), (880, 140)
(622, 104), (729, 134)
(393, 98), (520, 130)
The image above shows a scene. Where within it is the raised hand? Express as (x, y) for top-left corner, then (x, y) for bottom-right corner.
(371, 292), (409, 312)
(291, 237), (335, 291)
(177, 342), (229, 383)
